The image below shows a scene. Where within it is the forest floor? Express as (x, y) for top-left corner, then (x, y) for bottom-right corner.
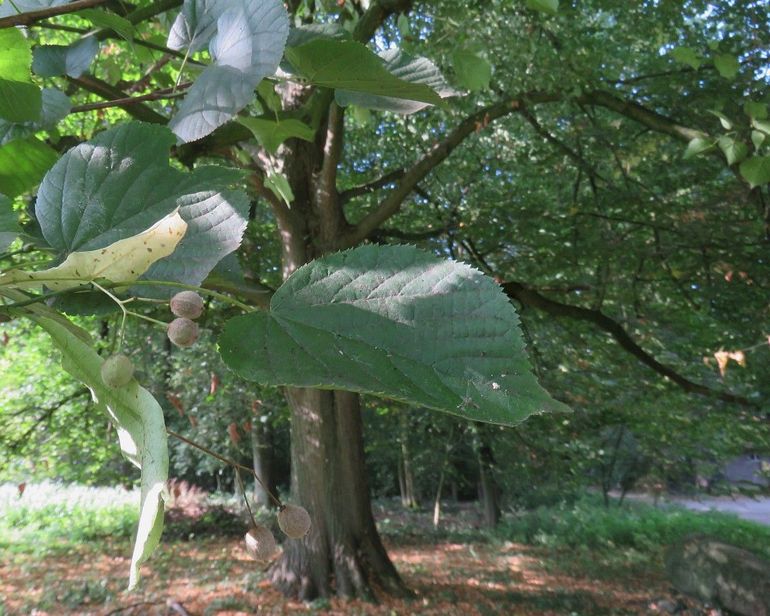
(0, 496), (722, 616)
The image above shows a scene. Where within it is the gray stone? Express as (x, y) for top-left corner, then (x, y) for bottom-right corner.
(665, 535), (770, 616)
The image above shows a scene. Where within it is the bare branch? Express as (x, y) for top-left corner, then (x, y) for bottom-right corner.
(69, 83), (190, 113)
(317, 103), (345, 212)
(580, 90), (704, 143)
(519, 105), (606, 183)
(502, 281), (758, 408)
(0, 0), (107, 28)
(67, 74), (168, 123)
(339, 169), (406, 205)
(342, 91), (563, 247)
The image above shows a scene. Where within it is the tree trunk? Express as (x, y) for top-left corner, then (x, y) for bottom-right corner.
(398, 411), (418, 509)
(263, 126), (407, 597)
(270, 389), (409, 599)
(475, 426), (501, 528)
(251, 401), (275, 508)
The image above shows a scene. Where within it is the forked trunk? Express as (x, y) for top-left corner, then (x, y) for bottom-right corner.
(263, 90), (407, 599)
(270, 389), (408, 599)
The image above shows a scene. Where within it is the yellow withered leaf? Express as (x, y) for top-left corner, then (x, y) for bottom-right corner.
(0, 211), (187, 290)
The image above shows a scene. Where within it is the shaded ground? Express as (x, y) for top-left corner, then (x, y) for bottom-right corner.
(1, 535), (688, 616)
(2, 494), (720, 616)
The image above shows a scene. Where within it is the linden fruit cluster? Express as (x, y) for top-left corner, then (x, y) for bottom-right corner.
(101, 291), (205, 388)
(243, 504), (312, 563)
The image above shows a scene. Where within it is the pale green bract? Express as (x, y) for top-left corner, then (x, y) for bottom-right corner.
(7, 298), (168, 591)
(219, 245), (570, 426)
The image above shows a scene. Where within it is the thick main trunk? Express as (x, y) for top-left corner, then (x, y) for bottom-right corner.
(270, 389), (408, 599)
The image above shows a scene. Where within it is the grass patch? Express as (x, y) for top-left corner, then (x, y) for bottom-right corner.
(0, 483), (138, 554)
(498, 497), (770, 559)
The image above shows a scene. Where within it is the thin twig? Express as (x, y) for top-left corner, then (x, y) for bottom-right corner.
(0, 0), (107, 28)
(70, 83), (191, 113)
(167, 429), (283, 507)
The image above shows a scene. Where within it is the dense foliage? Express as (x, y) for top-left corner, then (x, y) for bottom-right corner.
(0, 0), (768, 599)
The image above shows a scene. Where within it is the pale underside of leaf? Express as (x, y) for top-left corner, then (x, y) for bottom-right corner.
(0, 210), (187, 290)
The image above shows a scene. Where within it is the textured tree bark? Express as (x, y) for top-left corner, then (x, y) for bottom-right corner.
(250, 402), (275, 508)
(263, 114), (407, 599)
(270, 389), (409, 599)
(398, 411), (418, 509)
(475, 426), (501, 528)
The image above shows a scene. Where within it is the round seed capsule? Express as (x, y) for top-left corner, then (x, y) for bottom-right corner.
(170, 291), (205, 320)
(101, 354), (134, 388)
(277, 504), (311, 539)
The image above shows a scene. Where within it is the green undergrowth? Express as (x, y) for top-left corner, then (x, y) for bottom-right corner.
(497, 497), (770, 559)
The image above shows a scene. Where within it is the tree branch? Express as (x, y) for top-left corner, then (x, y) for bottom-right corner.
(341, 91), (562, 247)
(0, 0), (107, 28)
(580, 90), (703, 143)
(67, 74), (168, 123)
(339, 169), (406, 205)
(501, 281), (757, 407)
(317, 102), (345, 214)
(69, 83), (190, 113)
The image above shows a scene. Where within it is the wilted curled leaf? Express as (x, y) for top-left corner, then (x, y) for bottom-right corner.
(0, 211), (187, 290)
(714, 350), (730, 377)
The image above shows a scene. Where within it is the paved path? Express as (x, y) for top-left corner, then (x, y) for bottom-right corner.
(623, 493), (770, 526)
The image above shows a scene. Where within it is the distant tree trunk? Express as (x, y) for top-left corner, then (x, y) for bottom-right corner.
(398, 410), (418, 509)
(433, 428), (454, 527)
(251, 401), (275, 508)
(475, 425), (500, 528)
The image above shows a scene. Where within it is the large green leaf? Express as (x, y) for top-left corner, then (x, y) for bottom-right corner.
(0, 28), (41, 123)
(32, 36), (99, 78)
(219, 245), (569, 426)
(0, 193), (18, 252)
(9, 301), (168, 591)
(336, 49), (457, 114)
(285, 40), (445, 108)
(35, 122), (248, 290)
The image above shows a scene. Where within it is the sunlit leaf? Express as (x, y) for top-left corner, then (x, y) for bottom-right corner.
(0, 137), (57, 198)
(219, 244), (570, 426)
(336, 49), (457, 114)
(0, 28), (41, 122)
(285, 40), (445, 107)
